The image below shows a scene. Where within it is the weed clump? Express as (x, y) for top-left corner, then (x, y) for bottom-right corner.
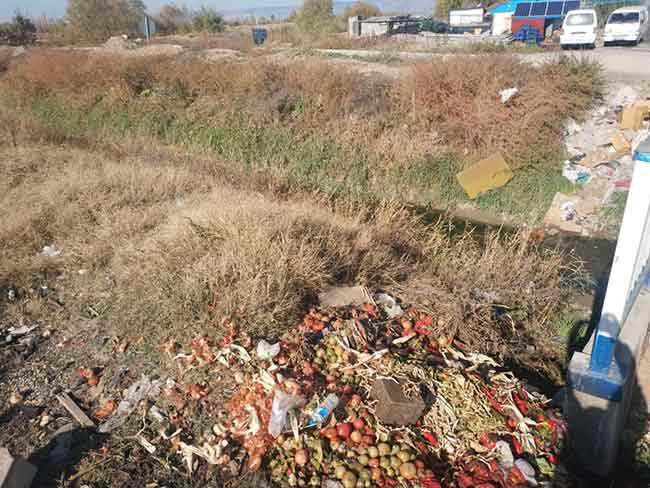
(393, 55), (604, 166)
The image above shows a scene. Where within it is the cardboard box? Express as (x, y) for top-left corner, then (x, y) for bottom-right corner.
(620, 102), (650, 131)
(456, 153), (513, 199)
(611, 132), (631, 154)
(581, 148), (612, 168)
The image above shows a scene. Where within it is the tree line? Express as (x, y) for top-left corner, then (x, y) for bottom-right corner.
(0, 1), (406, 46)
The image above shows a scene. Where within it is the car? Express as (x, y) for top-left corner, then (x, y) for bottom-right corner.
(560, 9), (598, 49)
(603, 6), (649, 46)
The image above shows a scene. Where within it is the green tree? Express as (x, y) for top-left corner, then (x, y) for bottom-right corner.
(66, 0), (146, 41)
(343, 1), (381, 19)
(192, 6), (224, 33)
(435, 0), (463, 20)
(156, 3), (191, 34)
(296, 0), (340, 33)
(0, 13), (37, 46)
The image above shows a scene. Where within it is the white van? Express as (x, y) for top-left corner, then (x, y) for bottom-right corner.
(560, 9), (598, 49)
(604, 6), (649, 46)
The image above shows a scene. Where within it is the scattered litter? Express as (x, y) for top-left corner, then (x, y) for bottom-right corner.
(137, 435), (157, 454)
(611, 85), (639, 108)
(97, 375), (163, 433)
(621, 101), (650, 131)
(562, 161), (591, 185)
(611, 132), (631, 154)
(40, 245), (61, 257)
(9, 392), (24, 406)
(39, 413), (52, 427)
(375, 293), (404, 318)
(580, 148), (613, 169)
(456, 153), (513, 199)
(499, 87), (518, 104)
(78, 367), (100, 387)
(268, 389), (305, 437)
(318, 286), (373, 308)
(94, 400), (117, 419)
(515, 458), (538, 486)
(148, 405), (167, 424)
(256, 340), (281, 360)
(544, 193), (583, 233)
(560, 201), (577, 222)
(57, 392), (95, 428)
(370, 378), (426, 425)
(179, 441), (224, 473)
(565, 118), (582, 136)
(8, 325), (38, 336)
(596, 162), (618, 179)
(631, 130), (650, 153)
(307, 393), (339, 426)
(495, 440), (514, 469)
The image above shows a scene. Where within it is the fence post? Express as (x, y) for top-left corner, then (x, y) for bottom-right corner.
(588, 138), (650, 375)
(566, 135), (650, 476)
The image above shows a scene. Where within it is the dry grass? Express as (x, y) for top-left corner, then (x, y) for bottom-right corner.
(0, 47), (13, 73)
(393, 55), (604, 165)
(0, 142), (572, 375)
(2, 49), (603, 169)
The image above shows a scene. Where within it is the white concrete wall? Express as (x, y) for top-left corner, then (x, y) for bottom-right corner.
(492, 12), (513, 35)
(449, 9), (485, 26)
(360, 22), (390, 37)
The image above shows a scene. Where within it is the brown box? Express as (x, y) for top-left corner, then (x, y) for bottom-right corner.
(611, 132), (631, 154)
(370, 379), (425, 426)
(620, 103), (650, 131)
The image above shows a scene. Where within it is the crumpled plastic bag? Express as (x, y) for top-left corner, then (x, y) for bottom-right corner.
(256, 340), (281, 360)
(98, 375), (163, 433)
(499, 87), (518, 104)
(495, 440), (514, 470)
(375, 293), (404, 319)
(515, 459), (537, 486)
(268, 389), (304, 438)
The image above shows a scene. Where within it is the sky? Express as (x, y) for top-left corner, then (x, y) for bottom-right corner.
(1, 0), (433, 22)
(0, 1), (303, 22)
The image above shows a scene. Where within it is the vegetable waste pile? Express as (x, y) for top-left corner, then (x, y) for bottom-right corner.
(95, 293), (568, 488)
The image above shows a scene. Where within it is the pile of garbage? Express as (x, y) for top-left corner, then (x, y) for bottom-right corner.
(129, 290), (567, 488)
(544, 87), (650, 235)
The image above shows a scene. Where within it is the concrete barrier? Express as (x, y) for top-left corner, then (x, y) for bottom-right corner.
(566, 136), (650, 476)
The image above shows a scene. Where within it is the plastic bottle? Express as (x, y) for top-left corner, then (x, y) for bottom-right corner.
(308, 394), (339, 426)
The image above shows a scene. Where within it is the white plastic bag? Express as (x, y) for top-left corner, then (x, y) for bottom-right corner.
(257, 340), (281, 360)
(495, 440), (514, 470)
(268, 389), (304, 438)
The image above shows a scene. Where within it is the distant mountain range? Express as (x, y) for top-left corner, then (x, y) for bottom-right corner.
(222, 1), (435, 20)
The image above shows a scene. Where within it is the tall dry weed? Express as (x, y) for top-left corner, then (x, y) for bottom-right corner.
(393, 55), (603, 165)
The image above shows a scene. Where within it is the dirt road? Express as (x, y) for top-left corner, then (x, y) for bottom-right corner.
(315, 46), (650, 82)
(527, 46), (650, 82)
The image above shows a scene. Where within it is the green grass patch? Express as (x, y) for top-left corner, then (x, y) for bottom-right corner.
(600, 191), (628, 229)
(20, 95), (567, 221)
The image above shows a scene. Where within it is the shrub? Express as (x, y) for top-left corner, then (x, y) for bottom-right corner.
(343, 1), (381, 19)
(192, 6), (224, 33)
(0, 14), (37, 46)
(296, 0), (344, 35)
(155, 3), (192, 34)
(65, 0), (146, 42)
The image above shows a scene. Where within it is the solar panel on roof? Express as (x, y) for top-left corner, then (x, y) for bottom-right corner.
(563, 0), (580, 14)
(514, 2), (532, 16)
(531, 2), (548, 15)
(547, 1), (564, 15)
